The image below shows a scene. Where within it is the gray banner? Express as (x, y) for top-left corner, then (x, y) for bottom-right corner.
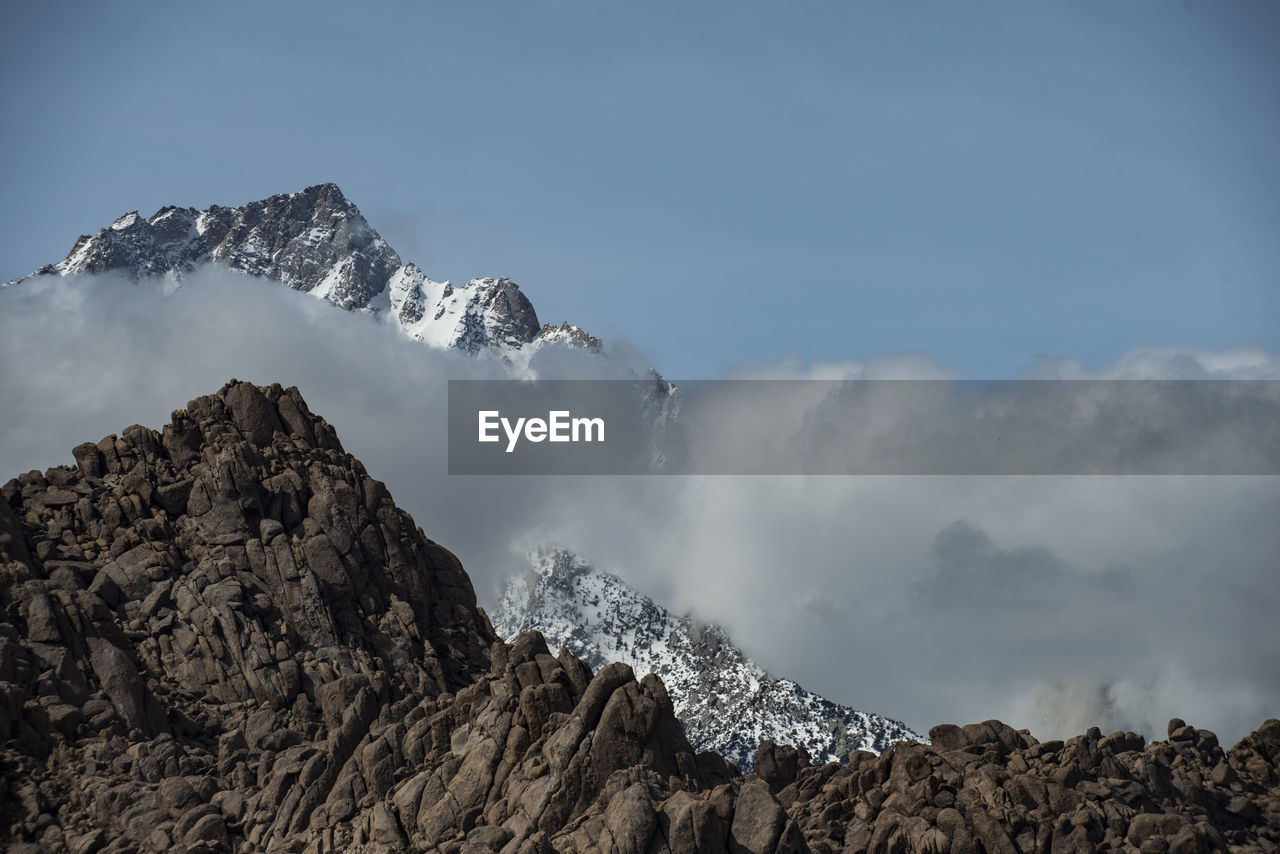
(448, 380), (1280, 475)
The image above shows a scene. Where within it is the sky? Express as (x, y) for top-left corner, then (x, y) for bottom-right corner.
(2, 1), (1278, 378)
(1, 3), (1278, 745)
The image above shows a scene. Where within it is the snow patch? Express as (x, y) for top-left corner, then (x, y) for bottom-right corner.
(494, 548), (925, 770)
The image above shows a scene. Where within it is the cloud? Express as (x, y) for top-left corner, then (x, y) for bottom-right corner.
(1019, 346), (1280, 380)
(2, 271), (1278, 747)
(1013, 670), (1280, 745)
(926, 520), (1072, 606)
(659, 373), (1280, 475)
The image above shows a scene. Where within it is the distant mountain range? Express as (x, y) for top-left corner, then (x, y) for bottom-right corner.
(3, 182), (599, 357)
(493, 549), (924, 771)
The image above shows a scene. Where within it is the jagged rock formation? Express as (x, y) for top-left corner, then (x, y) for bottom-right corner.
(534, 323), (602, 353)
(780, 718), (1280, 853)
(494, 550), (922, 771)
(2, 382), (1278, 853)
(386, 264), (543, 353)
(3, 184), (590, 356)
(0, 380), (498, 851)
(35, 184), (401, 311)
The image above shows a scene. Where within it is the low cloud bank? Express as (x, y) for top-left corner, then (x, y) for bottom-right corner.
(2, 270), (1277, 744)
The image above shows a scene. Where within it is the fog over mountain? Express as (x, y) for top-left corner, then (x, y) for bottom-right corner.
(4, 263), (1276, 747)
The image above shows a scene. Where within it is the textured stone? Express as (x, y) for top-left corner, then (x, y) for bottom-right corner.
(223, 381), (283, 448)
(1, 381), (1278, 854)
(730, 779), (787, 854)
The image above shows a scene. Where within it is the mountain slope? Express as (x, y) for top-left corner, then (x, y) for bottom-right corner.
(0, 380), (733, 852)
(4, 183), (591, 357)
(2, 382), (1277, 853)
(493, 549), (924, 770)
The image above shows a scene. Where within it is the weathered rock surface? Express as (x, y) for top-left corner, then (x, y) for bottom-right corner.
(0, 380), (499, 851)
(2, 381), (1278, 853)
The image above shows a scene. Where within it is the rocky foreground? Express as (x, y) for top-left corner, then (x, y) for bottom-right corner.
(1, 381), (1277, 853)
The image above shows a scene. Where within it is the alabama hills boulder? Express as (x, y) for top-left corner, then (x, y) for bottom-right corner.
(0, 380), (1277, 853)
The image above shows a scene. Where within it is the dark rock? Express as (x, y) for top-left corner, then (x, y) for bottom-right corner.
(86, 636), (163, 736)
(1128, 812), (1186, 846)
(24, 594), (60, 643)
(71, 443), (104, 482)
(68, 828), (106, 854)
(730, 779), (787, 854)
(928, 724), (965, 750)
(183, 811), (228, 847)
(154, 479), (194, 515)
(42, 487), (80, 508)
(222, 381), (283, 448)
(755, 740), (810, 794)
(2, 380), (1278, 854)
(600, 783), (657, 854)
(158, 776), (202, 817)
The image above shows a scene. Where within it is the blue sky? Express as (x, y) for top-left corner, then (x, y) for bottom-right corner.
(2, 1), (1277, 378)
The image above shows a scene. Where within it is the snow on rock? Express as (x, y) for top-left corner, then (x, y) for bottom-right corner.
(535, 321), (602, 351)
(6, 183), (597, 359)
(493, 548), (925, 771)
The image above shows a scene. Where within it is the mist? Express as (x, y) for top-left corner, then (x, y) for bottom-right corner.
(2, 270), (1277, 745)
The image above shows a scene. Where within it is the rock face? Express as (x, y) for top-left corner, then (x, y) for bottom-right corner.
(0, 380), (499, 850)
(795, 719), (1280, 854)
(534, 323), (602, 353)
(25, 184), (401, 311)
(4, 184), (591, 356)
(494, 550), (922, 771)
(387, 264), (543, 353)
(2, 382), (1279, 853)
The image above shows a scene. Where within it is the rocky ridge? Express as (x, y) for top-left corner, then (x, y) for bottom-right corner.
(1, 382), (1278, 853)
(3, 184), (588, 357)
(493, 550), (922, 771)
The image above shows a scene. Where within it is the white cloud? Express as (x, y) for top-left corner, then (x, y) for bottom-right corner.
(1020, 345), (1280, 380)
(2, 271), (1277, 746)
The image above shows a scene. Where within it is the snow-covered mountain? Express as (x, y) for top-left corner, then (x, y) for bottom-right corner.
(4, 183), (596, 357)
(493, 549), (924, 771)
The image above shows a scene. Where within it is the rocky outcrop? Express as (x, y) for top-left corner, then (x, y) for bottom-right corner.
(534, 324), (602, 353)
(777, 718), (1280, 853)
(361, 631), (737, 853)
(0, 380), (498, 851)
(2, 382), (1278, 853)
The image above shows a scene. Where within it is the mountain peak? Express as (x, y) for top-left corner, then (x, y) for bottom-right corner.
(110, 211), (141, 230)
(301, 180), (346, 197)
(537, 321), (603, 351)
(6, 185), (599, 357)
